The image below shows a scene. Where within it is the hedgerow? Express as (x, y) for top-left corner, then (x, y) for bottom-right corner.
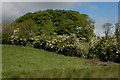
(33, 34), (87, 58)
(89, 37), (120, 63)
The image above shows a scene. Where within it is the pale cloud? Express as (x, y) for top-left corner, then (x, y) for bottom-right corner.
(94, 17), (117, 36)
(2, 3), (23, 21)
(90, 14), (117, 36)
(2, 2), (84, 21)
(94, 18), (109, 36)
(114, 16), (118, 23)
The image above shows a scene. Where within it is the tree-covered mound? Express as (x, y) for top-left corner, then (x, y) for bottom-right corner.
(3, 9), (94, 41)
(17, 9), (94, 40)
(2, 9), (120, 63)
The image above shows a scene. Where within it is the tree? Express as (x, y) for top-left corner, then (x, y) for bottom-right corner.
(5, 9), (95, 42)
(102, 23), (112, 39)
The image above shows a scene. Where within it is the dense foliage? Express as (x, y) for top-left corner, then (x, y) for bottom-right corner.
(89, 37), (120, 63)
(33, 34), (87, 57)
(2, 9), (94, 58)
(88, 22), (120, 63)
(2, 19), (38, 45)
(15, 9), (95, 42)
(115, 23), (120, 48)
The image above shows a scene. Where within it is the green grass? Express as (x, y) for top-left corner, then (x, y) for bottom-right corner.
(0, 45), (2, 79)
(2, 45), (120, 78)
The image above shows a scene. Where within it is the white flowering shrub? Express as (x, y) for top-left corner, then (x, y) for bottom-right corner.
(2, 22), (16, 44)
(10, 28), (20, 44)
(33, 34), (87, 58)
(89, 37), (120, 63)
(9, 28), (27, 45)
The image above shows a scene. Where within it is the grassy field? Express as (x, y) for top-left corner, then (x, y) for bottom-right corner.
(2, 45), (120, 78)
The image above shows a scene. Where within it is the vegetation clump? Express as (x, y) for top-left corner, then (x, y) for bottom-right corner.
(89, 37), (120, 63)
(2, 9), (94, 58)
(2, 9), (120, 62)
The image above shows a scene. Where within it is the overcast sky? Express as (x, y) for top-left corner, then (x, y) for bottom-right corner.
(1, 1), (119, 36)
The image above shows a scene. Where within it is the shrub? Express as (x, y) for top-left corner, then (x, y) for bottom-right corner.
(89, 37), (120, 63)
(2, 23), (15, 44)
(33, 34), (87, 58)
(15, 9), (95, 42)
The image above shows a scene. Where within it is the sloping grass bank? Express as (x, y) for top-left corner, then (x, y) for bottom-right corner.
(2, 45), (119, 78)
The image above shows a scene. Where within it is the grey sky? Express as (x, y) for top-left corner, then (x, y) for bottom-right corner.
(2, 2), (84, 21)
(1, 0), (120, 2)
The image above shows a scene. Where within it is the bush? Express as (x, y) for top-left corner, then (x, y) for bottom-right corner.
(2, 23), (15, 44)
(33, 34), (87, 58)
(89, 37), (120, 63)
